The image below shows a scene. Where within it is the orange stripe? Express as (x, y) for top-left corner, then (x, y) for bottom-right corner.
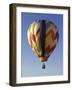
(36, 29), (40, 36)
(32, 34), (36, 43)
(46, 29), (54, 38)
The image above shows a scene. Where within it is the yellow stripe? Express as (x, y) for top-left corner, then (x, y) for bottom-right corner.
(34, 23), (40, 35)
(45, 33), (52, 48)
(30, 22), (36, 34)
(39, 57), (46, 62)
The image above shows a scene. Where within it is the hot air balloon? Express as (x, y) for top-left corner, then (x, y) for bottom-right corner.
(27, 20), (59, 69)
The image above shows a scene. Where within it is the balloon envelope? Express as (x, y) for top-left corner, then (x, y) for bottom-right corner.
(27, 20), (59, 63)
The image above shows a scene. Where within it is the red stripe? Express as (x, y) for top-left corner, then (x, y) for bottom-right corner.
(54, 32), (59, 40)
(50, 44), (56, 53)
(46, 44), (56, 53)
(45, 45), (51, 53)
(51, 29), (55, 40)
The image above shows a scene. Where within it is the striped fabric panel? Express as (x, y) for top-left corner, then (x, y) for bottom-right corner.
(45, 29), (59, 55)
(27, 22), (41, 57)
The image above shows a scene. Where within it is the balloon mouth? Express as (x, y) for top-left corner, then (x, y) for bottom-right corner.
(39, 56), (47, 62)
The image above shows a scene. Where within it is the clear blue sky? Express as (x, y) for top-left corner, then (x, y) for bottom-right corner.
(21, 12), (63, 77)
